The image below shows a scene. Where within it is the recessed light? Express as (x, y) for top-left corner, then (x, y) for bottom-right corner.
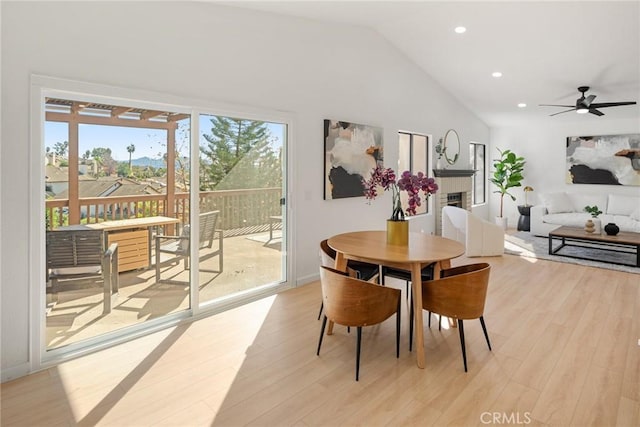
(518, 103), (527, 108)
(454, 26), (466, 34)
(492, 72), (503, 78)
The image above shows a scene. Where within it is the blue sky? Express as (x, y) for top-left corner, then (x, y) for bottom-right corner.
(45, 117), (285, 161)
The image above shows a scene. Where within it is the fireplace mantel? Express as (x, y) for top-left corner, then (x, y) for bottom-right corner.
(432, 169), (476, 178)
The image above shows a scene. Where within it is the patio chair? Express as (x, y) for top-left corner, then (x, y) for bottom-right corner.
(155, 210), (223, 282)
(46, 229), (119, 314)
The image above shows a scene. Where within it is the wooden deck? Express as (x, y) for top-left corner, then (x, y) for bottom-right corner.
(46, 231), (284, 349)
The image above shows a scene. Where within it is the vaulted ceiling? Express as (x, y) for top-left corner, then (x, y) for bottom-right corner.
(221, 1), (640, 127)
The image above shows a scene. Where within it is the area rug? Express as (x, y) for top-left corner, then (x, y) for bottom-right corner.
(505, 231), (638, 274)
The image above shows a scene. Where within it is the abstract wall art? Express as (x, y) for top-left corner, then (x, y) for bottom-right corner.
(566, 133), (640, 186)
(324, 120), (384, 199)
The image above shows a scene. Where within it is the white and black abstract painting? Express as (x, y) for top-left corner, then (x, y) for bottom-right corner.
(324, 120), (383, 199)
(566, 133), (640, 186)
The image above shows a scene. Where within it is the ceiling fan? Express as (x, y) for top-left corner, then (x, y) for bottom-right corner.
(540, 86), (637, 116)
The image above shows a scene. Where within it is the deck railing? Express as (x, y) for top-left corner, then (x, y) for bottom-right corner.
(46, 187), (282, 231)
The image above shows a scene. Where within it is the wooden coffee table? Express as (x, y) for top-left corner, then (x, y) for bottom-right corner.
(548, 226), (640, 268)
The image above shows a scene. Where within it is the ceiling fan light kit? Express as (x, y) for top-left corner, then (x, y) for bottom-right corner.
(540, 86), (637, 117)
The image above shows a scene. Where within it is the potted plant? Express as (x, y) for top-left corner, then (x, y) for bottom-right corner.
(362, 164), (438, 245)
(490, 148), (525, 230)
(584, 205), (602, 233)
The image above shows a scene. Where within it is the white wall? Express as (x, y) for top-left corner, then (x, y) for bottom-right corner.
(490, 118), (640, 226)
(1, 2), (488, 379)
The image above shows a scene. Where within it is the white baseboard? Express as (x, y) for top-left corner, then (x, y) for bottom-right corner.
(1, 362), (32, 383)
(296, 273), (319, 286)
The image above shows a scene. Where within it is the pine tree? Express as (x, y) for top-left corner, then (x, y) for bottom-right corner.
(200, 116), (281, 190)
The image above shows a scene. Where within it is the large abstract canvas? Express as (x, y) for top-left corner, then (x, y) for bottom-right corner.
(324, 120), (383, 199)
(566, 133), (640, 186)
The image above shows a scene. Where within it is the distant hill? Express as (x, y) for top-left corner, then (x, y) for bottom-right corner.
(130, 157), (165, 168)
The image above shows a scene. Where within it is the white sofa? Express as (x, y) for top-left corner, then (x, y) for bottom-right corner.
(442, 206), (504, 257)
(530, 192), (640, 237)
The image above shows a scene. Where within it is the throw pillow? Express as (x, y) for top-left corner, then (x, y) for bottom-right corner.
(607, 194), (639, 216)
(540, 192), (574, 214)
(631, 206), (640, 221)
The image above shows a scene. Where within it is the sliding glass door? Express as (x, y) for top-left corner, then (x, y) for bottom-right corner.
(40, 89), (288, 359)
(197, 114), (287, 306)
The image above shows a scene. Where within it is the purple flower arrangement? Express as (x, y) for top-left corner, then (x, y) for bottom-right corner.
(363, 164), (438, 221)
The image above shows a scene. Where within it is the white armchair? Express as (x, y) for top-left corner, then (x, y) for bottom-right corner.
(442, 206), (504, 257)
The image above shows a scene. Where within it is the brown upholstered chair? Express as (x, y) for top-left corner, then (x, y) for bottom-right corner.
(317, 239), (379, 320)
(410, 263), (492, 372)
(317, 266), (401, 381)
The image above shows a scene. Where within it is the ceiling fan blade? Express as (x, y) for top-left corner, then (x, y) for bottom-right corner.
(582, 94), (596, 107)
(589, 109), (604, 116)
(549, 108), (577, 116)
(539, 104), (575, 107)
(589, 101), (637, 108)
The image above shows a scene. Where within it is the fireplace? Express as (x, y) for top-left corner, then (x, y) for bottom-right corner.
(433, 169), (475, 235)
(447, 192), (463, 208)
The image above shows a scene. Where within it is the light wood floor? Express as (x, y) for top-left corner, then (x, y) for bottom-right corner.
(2, 254), (639, 426)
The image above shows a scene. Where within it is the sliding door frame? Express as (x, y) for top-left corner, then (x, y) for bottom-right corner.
(29, 75), (295, 372)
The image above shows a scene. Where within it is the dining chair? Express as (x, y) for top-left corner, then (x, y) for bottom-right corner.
(46, 229), (119, 314)
(317, 239), (379, 320)
(155, 210), (223, 282)
(317, 266), (401, 381)
(409, 263), (492, 372)
(380, 264), (434, 298)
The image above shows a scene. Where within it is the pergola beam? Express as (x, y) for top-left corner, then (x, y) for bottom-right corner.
(111, 106), (133, 118)
(46, 111), (176, 130)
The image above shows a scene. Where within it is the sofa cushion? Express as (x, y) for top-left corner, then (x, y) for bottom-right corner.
(540, 192), (574, 214)
(631, 206), (640, 221)
(607, 194), (640, 216)
(542, 212), (590, 228)
(567, 193), (608, 214)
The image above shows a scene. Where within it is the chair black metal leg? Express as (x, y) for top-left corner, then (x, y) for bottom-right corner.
(480, 316), (492, 351)
(317, 301), (323, 320)
(356, 326), (362, 381)
(428, 311), (431, 328)
(405, 280), (409, 299)
(438, 315), (442, 331)
(458, 319), (468, 372)
(317, 315), (327, 356)
(396, 297), (401, 358)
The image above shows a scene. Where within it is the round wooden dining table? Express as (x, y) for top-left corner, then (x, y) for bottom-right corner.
(327, 230), (465, 369)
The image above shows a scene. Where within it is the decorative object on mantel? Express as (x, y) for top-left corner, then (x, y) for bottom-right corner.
(566, 134), (640, 186)
(323, 119), (384, 200)
(490, 148), (526, 230)
(584, 205), (603, 234)
(436, 129), (461, 167)
(362, 164), (438, 245)
(604, 222), (620, 236)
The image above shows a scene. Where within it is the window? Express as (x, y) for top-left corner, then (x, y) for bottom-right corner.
(469, 142), (486, 205)
(398, 131), (430, 214)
